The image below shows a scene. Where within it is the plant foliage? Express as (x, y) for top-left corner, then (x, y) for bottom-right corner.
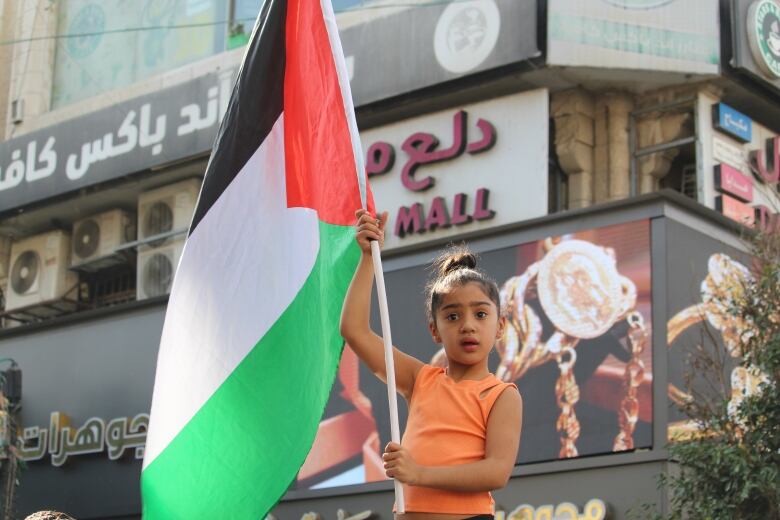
(643, 229), (780, 520)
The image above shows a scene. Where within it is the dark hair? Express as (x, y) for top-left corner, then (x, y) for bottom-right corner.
(425, 244), (501, 321)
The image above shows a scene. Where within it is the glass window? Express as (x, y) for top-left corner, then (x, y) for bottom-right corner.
(52, 0), (227, 108)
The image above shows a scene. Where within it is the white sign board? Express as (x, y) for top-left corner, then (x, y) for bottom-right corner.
(548, 0), (720, 74)
(363, 89), (549, 251)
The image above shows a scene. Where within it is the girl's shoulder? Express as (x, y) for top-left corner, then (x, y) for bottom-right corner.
(414, 363), (446, 386)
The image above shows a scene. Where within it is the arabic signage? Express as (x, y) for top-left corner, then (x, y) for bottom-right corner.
(711, 130), (780, 228)
(728, 0), (780, 93)
(18, 411), (148, 467)
(268, 499), (609, 520)
(269, 510), (373, 520)
(547, 0), (719, 73)
(712, 103), (753, 143)
(0, 68), (236, 214)
(0, 0), (539, 215)
(702, 95), (780, 231)
(714, 163), (754, 202)
(0, 303), (162, 519)
(495, 499), (608, 520)
(362, 89), (548, 251)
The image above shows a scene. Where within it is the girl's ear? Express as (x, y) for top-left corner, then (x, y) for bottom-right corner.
(428, 321), (441, 344)
(496, 315), (507, 340)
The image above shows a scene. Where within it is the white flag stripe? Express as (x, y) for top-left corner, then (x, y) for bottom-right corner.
(319, 0), (367, 209)
(144, 114), (320, 468)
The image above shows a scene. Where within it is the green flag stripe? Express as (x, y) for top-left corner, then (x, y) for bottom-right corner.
(141, 221), (359, 519)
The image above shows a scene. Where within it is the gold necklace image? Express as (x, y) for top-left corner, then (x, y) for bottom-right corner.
(496, 238), (648, 458)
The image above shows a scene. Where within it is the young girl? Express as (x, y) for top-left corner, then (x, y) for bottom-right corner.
(340, 209), (523, 519)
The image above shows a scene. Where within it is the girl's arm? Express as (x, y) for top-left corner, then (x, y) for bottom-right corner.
(383, 387), (523, 491)
(339, 210), (424, 401)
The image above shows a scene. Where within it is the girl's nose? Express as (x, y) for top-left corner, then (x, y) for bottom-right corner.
(460, 318), (476, 332)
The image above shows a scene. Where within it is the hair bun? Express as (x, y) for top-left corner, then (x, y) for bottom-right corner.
(434, 245), (477, 277)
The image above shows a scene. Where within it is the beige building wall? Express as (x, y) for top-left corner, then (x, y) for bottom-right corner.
(0, 0), (244, 140)
(553, 85), (700, 210)
(3, 0), (58, 140)
(0, 0), (17, 141)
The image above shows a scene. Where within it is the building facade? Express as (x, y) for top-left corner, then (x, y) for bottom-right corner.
(0, 0), (778, 518)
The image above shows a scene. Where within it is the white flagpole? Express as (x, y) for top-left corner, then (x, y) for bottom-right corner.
(317, 0), (405, 509)
(370, 240), (405, 513)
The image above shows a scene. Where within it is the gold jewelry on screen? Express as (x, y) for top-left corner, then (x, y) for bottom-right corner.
(666, 254), (753, 407)
(496, 239), (644, 458)
(614, 312), (648, 451)
(666, 253), (769, 441)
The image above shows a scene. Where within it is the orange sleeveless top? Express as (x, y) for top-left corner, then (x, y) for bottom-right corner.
(396, 364), (517, 514)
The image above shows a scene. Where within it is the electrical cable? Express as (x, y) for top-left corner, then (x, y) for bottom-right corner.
(0, 0), (475, 46)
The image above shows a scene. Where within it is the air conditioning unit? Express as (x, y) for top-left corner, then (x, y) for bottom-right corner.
(136, 238), (185, 300)
(71, 209), (136, 267)
(137, 179), (200, 249)
(6, 231), (77, 312)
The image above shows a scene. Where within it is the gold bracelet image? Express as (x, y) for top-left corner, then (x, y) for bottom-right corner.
(666, 254), (767, 440)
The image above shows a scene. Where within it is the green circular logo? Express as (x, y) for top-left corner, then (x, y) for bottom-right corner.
(67, 4), (105, 59)
(748, 0), (780, 78)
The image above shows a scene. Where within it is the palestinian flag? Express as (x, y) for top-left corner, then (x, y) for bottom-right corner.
(141, 0), (372, 517)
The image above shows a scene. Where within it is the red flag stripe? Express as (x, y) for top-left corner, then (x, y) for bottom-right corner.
(284, 0), (370, 225)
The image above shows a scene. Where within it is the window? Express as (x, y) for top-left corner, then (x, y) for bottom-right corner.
(52, 0), (227, 108)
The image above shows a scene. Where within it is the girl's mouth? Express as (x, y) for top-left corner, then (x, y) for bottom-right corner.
(461, 339), (480, 352)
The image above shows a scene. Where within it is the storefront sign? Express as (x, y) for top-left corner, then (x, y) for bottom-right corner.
(746, 0), (780, 79)
(496, 498), (608, 520)
(705, 95), (780, 230)
(548, 0), (719, 73)
(716, 194), (756, 225)
(268, 509), (373, 520)
(340, 0), (538, 107)
(714, 163), (754, 202)
(713, 136), (749, 172)
(18, 411), (148, 467)
(362, 90), (548, 251)
(712, 103), (753, 143)
(743, 134), (780, 229)
(728, 0), (780, 92)
(755, 204), (780, 230)
(750, 135), (780, 184)
(0, 68), (237, 215)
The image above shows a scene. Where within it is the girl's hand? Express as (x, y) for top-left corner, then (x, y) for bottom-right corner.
(383, 442), (422, 485)
(355, 209), (388, 254)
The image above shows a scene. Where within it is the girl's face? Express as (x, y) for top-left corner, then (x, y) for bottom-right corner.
(428, 282), (505, 368)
